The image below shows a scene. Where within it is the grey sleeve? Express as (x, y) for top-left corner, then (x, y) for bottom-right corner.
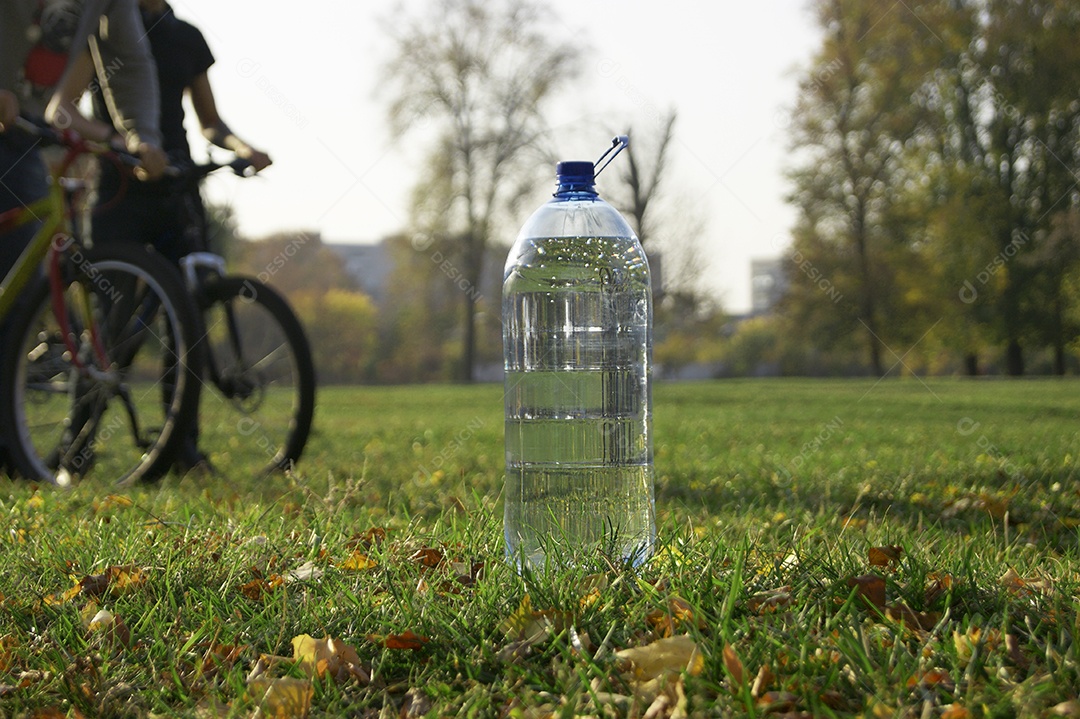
(71, 0), (162, 148)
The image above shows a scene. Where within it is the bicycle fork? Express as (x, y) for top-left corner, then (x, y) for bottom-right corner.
(180, 252), (251, 400)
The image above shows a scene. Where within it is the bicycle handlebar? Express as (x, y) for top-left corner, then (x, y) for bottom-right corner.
(12, 115), (141, 168)
(166, 156), (254, 182)
(11, 115), (254, 180)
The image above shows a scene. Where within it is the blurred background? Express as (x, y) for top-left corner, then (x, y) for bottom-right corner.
(174, 0), (1080, 383)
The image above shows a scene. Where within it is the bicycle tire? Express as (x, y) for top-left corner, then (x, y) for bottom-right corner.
(195, 275), (315, 474)
(0, 243), (200, 485)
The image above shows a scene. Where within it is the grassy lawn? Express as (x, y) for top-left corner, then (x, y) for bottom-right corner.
(1, 378), (1079, 717)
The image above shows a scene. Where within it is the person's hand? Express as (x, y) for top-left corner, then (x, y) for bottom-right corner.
(238, 145), (272, 173)
(134, 142), (167, 181)
(0, 90), (19, 131)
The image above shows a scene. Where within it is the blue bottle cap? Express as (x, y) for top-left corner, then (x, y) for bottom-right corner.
(556, 160), (595, 186)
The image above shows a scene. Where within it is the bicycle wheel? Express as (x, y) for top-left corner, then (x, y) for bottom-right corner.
(0, 243), (200, 485)
(195, 276), (315, 475)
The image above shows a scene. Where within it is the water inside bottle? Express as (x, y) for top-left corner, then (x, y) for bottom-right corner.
(503, 235), (655, 569)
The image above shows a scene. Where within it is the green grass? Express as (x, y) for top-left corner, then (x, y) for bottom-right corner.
(2, 378), (1079, 717)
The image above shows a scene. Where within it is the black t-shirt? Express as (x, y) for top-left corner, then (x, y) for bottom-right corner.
(93, 3), (214, 160)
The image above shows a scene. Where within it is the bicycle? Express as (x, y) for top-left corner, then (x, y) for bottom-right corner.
(166, 154), (316, 477)
(0, 118), (200, 485)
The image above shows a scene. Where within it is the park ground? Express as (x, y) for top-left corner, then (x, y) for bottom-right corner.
(1, 378), (1079, 717)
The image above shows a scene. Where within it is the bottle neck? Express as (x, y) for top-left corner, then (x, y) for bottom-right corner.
(554, 182), (599, 198)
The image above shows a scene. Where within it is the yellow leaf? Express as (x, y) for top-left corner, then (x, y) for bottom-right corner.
(248, 677), (313, 719)
(92, 494), (133, 514)
(291, 634), (368, 683)
(648, 545), (686, 568)
(615, 634), (703, 681)
(500, 595), (571, 643)
(500, 594), (536, 638)
(578, 573), (608, 609)
(339, 550), (377, 571)
(107, 565), (148, 594)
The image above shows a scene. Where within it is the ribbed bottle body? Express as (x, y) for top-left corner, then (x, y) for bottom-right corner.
(503, 193), (655, 570)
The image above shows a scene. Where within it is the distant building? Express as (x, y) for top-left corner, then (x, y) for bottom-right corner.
(326, 243), (393, 305)
(750, 258), (787, 316)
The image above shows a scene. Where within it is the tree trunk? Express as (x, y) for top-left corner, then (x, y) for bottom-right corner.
(461, 292), (476, 382)
(459, 232), (484, 383)
(1054, 297), (1066, 376)
(1005, 339), (1024, 376)
(964, 353), (978, 376)
(852, 203), (884, 377)
(865, 318), (883, 377)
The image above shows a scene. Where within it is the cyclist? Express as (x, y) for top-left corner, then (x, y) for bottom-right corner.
(1, 0), (166, 476)
(91, 0), (272, 473)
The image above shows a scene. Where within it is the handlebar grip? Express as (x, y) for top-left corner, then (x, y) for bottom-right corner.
(12, 115), (63, 144)
(229, 158), (255, 177)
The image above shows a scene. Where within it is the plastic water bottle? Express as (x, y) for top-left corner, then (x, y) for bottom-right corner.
(502, 143), (655, 570)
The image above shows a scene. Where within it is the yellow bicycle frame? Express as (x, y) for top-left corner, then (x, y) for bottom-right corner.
(0, 169), (69, 320)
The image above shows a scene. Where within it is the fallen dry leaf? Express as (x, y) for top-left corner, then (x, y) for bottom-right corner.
(578, 573), (609, 609)
(291, 634), (369, 684)
(348, 527), (387, 549)
(409, 547), (444, 569)
(638, 673), (689, 719)
(615, 635), (703, 681)
(952, 626), (1001, 664)
(847, 574), (886, 611)
(24, 708), (84, 719)
(941, 703), (972, 719)
(647, 597), (700, 638)
(906, 668), (954, 692)
(399, 686), (433, 717)
(756, 690), (800, 713)
(367, 630), (429, 650)
(747, 586), (793, 614)
(240, 575), (285, 601)
(47, 565), (148, 606)
(91, 494), (134, 514)
(285, 562), (323, 583)
(248, 676), (313, 719)
(924, 572), (955, 605)
(999, 567), (1053, 596)
(500, 595), (572, 643)
(1005, 633), (1030, 669)
(0, 634), (17, 674)
(339, 550), (378, 571)
(868, 545), (903, 568)
(751, 664), (775, 698)
(1051, 700), (1080, 717)
(722, 644), (746, 690)
(885, 602), (941, 631)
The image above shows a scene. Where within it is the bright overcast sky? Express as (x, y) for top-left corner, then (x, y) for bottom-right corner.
(168, 0), (821, 313)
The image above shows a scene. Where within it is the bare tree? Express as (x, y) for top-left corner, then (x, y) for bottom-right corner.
(381, 0), (584, 381)
(618, 111), (677, 247)
(611, 110), (707, 300)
